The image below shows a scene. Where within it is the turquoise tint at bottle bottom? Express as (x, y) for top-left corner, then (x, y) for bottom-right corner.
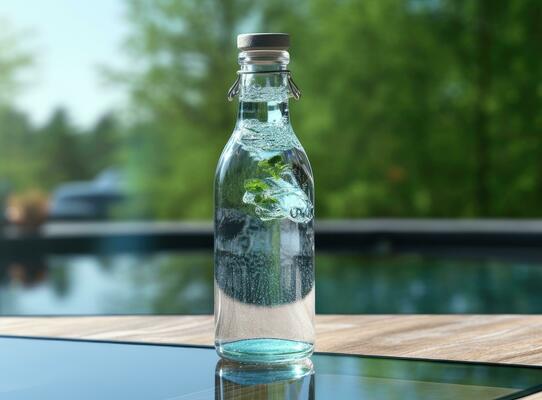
(216, 338), (314, 364)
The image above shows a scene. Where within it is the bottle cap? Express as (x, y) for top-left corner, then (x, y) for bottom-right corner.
(237, 33), (290, 51)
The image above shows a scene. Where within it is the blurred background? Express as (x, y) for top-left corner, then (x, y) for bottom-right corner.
(0, 0), (541, 316)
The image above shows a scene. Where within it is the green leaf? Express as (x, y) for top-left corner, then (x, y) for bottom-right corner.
(259, 195), (278, 206)
(258, 156), (287, 179)
(267, 155), (282, 166)
(244, 179), (268, 193)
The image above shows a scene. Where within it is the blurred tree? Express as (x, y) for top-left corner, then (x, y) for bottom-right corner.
(251, 0), (542, 217)
(0, 21), (120, 201)
(262, 0), (475, 217)
(475, 0), (542, 216)
(0, 22), (36, 196)
(84, 113), (123, 176)
(121, 0), (480, 218)
(119, 0), (257, 218)
(0, 109), (39, 190)
(37, 108), (90, 187)
(0, 20), (32, 106)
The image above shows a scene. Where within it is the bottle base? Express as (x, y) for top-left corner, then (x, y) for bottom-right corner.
(216, 338), (313, 364)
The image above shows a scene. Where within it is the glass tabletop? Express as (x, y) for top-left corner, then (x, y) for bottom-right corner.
(0, 336), (540, 399)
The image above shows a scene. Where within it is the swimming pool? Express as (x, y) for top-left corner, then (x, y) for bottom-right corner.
(0, 251), (540, 315)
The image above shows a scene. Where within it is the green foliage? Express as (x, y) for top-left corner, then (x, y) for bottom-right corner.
(0, 22), (33, 106)
(0, 109), (40, 191)
(92, 0), (542, 218)
(261, 0), (542, 217)
(37, 110), (87, 186)
(0, 23), (123, 199)
(257, 156), (287, 180)
(0, 106), (122, 194)
(243, 155), (289, 209)
(244, 178), (278, 208)
(244, 179), (268, 193)
(2, 0), (542, 219)
(114, 0), (254, 219)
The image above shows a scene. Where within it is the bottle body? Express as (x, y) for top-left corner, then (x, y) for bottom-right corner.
(214, 81), (315, 363)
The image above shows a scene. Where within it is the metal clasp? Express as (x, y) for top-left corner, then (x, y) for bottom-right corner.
(227, 70), (302, 101)
(286, 72), (301, 100)
(227, 74), (241, 101)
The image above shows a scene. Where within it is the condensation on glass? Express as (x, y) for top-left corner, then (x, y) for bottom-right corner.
(214, 33), (315, 363)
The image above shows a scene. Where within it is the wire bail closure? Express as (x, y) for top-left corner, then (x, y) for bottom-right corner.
(227, 70), (302, 101)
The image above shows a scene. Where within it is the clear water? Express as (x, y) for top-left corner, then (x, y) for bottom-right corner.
(236, 117), (301, 154)
(240, 83), (289, 103)
(238, 118), (312, 223)
(214, 115), (315, 362)
(218, 338), (313, 364)
(242, 176), (312, 223)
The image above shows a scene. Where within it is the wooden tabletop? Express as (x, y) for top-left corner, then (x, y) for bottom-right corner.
(2, 314), (542, 364)
(2, 315), (542, 398)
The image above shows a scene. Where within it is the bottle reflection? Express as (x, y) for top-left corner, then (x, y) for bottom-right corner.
(215, 359), (314, 400)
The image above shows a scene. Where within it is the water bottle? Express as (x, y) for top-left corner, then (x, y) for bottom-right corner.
(214, 33), (315, 363)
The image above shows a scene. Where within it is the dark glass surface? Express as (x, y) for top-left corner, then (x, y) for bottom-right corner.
(2, 251), (542, 315)
(0, 336), (540, 399)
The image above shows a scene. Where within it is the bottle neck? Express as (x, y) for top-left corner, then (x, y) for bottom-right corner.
(237, 64), (290, 126)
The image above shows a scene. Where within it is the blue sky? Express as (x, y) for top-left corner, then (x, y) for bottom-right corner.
(0, 0), (128, 128)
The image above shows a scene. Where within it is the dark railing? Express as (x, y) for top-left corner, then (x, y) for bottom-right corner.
(3, 219), (542, 260)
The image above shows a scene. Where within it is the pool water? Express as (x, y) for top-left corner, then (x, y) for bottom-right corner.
(0, 251), (541, 315)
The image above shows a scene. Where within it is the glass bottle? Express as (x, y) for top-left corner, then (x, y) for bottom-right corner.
(214, 33), (315, 363)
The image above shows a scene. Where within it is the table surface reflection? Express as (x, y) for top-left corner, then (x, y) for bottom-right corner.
(0, 336), (540, 399)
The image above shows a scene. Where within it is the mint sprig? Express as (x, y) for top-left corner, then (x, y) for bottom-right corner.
(244, 178), (269, 193)
(258, 155), (287, 179)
